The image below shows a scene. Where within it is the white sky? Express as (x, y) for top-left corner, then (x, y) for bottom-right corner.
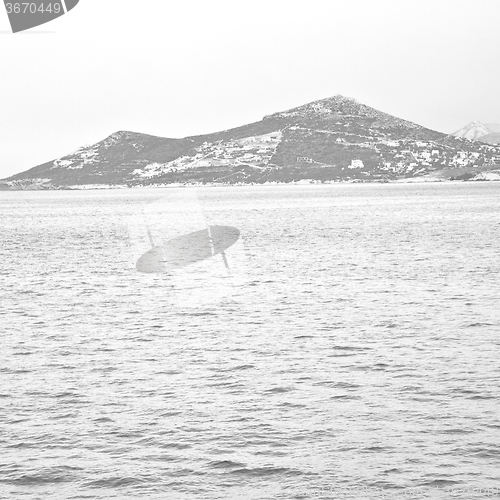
(1, 0), (499, 178)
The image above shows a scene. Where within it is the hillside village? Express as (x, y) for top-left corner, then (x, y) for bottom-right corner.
(127, 127), (500, 184)
(348, 136), (500, 177)
(131, 132), (283, 180)
(3, 95), (500, 188)
(129, 132), (500, 184)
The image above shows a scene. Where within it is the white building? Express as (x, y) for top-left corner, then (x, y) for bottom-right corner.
(349, 159), (364, 169)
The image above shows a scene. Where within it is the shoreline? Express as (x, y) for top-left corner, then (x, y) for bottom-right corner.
(1, 177), (500, 192)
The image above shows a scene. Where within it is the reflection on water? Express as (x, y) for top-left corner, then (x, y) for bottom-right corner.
(135, 225), (240, 273)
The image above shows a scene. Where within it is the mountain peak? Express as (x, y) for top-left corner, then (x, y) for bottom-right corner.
(263, 94), (420, 132)
(452, 121), (492, 141)
(104, 130), (156, 142)
(327, 94), (359, 103)
(268, 94), (364, 119)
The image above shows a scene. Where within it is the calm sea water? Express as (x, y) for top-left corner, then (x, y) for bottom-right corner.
(1, 183), (499, 500)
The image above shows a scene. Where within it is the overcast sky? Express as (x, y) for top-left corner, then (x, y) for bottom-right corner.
(1, 0), (499, 178)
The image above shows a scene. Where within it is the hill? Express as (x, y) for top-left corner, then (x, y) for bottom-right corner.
(4, 95), (500, 187)
(452, 121), (493, 141)
(452, 121), (500, 145)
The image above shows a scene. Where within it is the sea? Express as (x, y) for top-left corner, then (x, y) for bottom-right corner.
(1, 182), (499, 500)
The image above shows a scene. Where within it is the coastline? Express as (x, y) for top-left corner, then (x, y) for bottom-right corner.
(1, 176), (500, 192)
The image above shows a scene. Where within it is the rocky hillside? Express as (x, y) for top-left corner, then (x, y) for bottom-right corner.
(4, 95), (500, 187)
